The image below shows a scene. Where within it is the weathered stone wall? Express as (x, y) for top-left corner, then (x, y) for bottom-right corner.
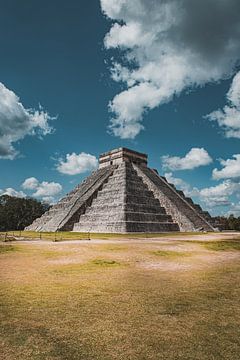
(133, 164), (215, 232)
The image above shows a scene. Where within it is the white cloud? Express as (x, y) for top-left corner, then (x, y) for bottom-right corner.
(212, 154), (240, 180)
(21, 177), (62, 202)
(198, 180), (240, 207)
(32, 181), (62, 198)
(0, 82), (54, 159)
(162, 148), (212, 171)
(101, 0), (240, 139)
(227, 71), (240, 108)
(41, 196), (55, 204)
(164, 172), (199, 197)
(0, 178), (62, 203)
(164, 172), (199, 198)
(227, 202), (240, 216)
(22, 177), (39, 190)
(165, 173), (240, 210)
(0, 187), (26, 198)
(206, 71), (240, 138)
(56, 152), (98, 175)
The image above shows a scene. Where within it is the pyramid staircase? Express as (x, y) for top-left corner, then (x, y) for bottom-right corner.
(73, 162), (179, 232)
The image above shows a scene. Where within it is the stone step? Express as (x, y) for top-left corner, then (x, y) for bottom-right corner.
(109, 169), (138, 179)
(74, 221), (179, 233)
(177, 190), (185, 197)
(185, 197), (194, 205)
(50, 203), (70, 211)
(102, 179), (148, 191)
(96, 188), (154, 198)
(79, 212), (173, 223)
(125, 221), (179, 233)
(90, 194), (160, 207)
(193, 204), (203, 212)
(84, 203), (167, 215)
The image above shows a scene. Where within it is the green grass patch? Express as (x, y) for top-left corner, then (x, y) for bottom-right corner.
(203, 240), (240, 251)
(0, 244), (16, 254)
(95, 244), (128, 251)
(151, 250), (189, 258)
(52, 259), (122, 275)
(91, 259), (121, 266)
(181, 239), (240, 251)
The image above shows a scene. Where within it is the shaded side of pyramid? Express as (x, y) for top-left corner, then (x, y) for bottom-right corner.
(133, 164), (215, 232)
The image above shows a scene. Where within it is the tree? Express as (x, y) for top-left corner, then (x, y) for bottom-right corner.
(0, 195), (49, 231)
(212, 215), (240, 231)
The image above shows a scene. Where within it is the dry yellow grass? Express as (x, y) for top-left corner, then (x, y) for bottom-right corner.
(1, 233), (240, 359)
(0, 230), (209, 241)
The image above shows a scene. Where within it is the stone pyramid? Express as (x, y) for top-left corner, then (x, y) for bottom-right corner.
(26, 148), (216, 233)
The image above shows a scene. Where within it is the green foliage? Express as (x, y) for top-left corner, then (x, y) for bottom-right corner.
(0, 195), (49, 231)
(213, 214), (240, 231)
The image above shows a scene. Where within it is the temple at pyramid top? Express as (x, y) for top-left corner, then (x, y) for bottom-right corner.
(26, 147), (217, 233)
(99, 147), (148, 168)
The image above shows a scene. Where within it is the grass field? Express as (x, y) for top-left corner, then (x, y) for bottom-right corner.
(0, 230), (208, 241)
(1, 233), (240, 359)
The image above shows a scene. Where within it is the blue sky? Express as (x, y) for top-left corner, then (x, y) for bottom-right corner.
(0, 0), (240, 216)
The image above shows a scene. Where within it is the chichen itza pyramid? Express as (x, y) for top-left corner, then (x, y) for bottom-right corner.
(26, 148), (216, 233)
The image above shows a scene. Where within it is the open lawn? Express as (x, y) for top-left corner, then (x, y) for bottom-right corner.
(1, 232), (240, 359)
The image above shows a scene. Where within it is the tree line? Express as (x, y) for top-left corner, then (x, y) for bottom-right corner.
(0, 195), (49, 231)
(213, 215), (240, 231)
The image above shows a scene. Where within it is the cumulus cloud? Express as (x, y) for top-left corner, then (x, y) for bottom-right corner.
(212, 154), (240, 180)
(228, 202), (240, 216)
(32, 182), (62, 198)
(198, 180), (240, 207)
(0, 178), (62, 204)
(206, 71), (240, 138)
(0, 82), (54, 159)
(22, 177), (39, 190)
(22, 177), (62, 203)
(0, 187), (26, 198)
(162, 148), (212, 171)
(165, 172), (240, 209)
(164, 172), (199, 198)
(56, 152), (98, 175)
(101, 0), (240, 139)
